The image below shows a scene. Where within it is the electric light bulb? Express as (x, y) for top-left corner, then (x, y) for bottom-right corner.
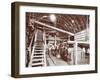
(49, 14), (56, 22)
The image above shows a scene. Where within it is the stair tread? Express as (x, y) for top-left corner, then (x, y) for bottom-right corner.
(32, 65), (43, 67)
(33, 55), (44, 57)
(32, 60), (42, 63)
(34, 52), (44, 54)
(34, 50), (44, 51)
(35, 48), (44, 50)
(32, 58), (44, 61)
(35, 45), (43, 48)
(31, 62), (44, 66)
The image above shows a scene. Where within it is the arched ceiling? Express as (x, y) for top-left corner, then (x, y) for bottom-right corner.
(26, 12), (89, 34)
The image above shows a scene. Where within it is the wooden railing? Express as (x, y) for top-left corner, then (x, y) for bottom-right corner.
(29, 30), (38, 67)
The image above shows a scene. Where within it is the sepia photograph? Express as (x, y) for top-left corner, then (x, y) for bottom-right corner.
(25, 12), (90, 67)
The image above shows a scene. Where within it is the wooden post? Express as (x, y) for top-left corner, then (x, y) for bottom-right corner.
(54, 35), (57, 46)
(74, 41), (78, 65)
(43, 30), (47, 67)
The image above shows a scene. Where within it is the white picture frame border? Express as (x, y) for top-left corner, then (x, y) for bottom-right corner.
(19, 5), (96, 75)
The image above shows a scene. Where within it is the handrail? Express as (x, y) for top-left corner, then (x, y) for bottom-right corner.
(29, 29), (38, 67)
(28, 30), (36, 61)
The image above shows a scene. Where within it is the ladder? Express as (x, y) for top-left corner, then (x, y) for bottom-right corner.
(29, 29), (46, 67)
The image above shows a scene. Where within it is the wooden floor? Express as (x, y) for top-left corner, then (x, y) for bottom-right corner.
(46, 53), (69, 66)
(46, 52), (89, 66)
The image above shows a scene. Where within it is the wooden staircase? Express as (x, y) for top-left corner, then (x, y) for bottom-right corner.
(29, 29), (46, 67)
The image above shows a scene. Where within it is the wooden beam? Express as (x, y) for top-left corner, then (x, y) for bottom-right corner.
(74, 41), (78, 65)
(31, 19), (74, 36)
(68, 41), (89, 44)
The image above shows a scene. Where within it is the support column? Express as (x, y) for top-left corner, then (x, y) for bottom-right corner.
(54, 34), (57, 46)
(68, 35), (70, 41)
(43, 30), (47, 67)
(74, 41), (78, 65)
